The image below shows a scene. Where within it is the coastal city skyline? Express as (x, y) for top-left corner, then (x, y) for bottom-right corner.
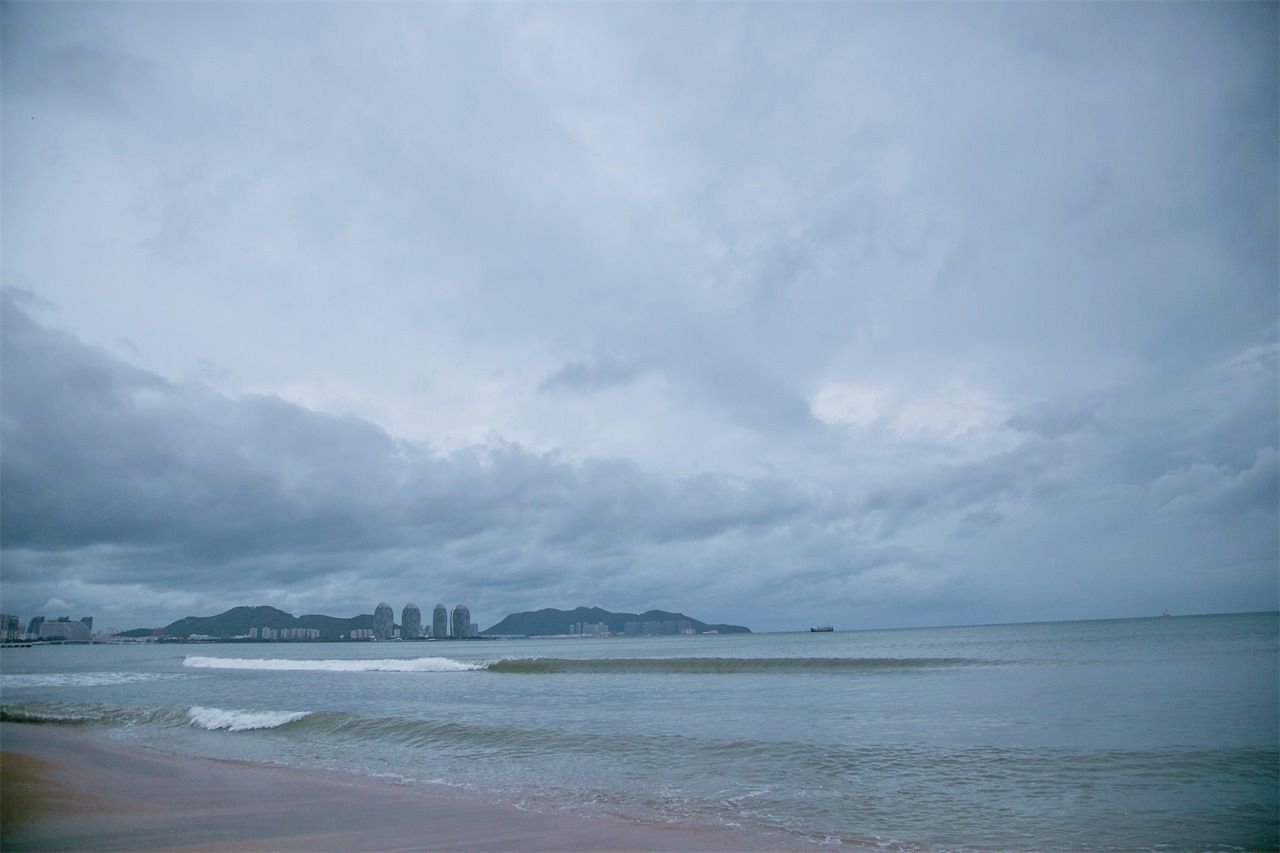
(0, 598), (757, 644)
(0, 600), (482, 644)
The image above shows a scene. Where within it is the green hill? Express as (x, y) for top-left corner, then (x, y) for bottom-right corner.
(158, 605), (378, 639)
(483, 606), (750, 636)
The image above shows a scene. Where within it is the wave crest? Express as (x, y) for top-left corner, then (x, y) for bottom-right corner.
(186, 705), (311, 731)
(182, 656), (483, 673)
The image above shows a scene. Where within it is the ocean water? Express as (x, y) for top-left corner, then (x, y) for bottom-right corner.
(1, 612), (1276, 850)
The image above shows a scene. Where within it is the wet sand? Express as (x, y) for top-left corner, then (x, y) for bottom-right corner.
(0, 723), (782, 851)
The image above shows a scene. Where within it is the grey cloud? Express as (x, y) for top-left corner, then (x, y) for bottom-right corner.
(960, 505), (1005, 530)
(538, 357), (639, 395)
(1148, 448), (1279, 519)
(2, 13), (155, 117)
(11, 286), (1268, 628)
(1005, 396), (1102, 439)
(858, 442), (1062, 540)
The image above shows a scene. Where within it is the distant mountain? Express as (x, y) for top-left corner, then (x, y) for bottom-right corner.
(157, 605), (378, 639)
(483, 606), (750, 636)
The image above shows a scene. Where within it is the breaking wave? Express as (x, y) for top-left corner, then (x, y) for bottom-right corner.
(182, 656), (483, 673)
(1, 701), (311, 733)
(186, 705), (311, 731)
(482, 656), (986, 674)
(179, 654), (985, 676)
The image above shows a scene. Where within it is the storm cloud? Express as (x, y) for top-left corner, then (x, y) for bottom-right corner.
(1, 2), (1275, 630)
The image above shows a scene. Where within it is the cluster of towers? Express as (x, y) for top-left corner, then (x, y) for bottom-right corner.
(12, 615), (95, 642)
(372, 602), (475, 640)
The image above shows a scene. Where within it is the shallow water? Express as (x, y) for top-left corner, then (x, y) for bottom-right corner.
(2, 612), (1276, 849)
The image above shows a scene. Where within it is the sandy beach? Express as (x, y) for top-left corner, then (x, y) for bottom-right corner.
(0, 723), (781, 851)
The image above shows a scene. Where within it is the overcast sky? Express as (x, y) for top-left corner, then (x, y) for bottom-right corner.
(2, 2), (1276, 632)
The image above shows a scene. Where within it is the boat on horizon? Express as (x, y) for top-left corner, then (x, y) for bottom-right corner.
(810, 625), (833, 632)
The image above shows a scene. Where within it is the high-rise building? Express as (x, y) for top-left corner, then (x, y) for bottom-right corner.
(433, 603), (449, 639)
(39, 619), (91, 642)
(402, 603), (422, 639)
(79, 616), (94, 632)
(373, 602), (395, 641)
(26, 616), (44, 636)
(451, 604), (470, 640)
(0, 614), (20, 642)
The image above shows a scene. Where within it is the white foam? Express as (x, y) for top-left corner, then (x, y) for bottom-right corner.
(1, 672), (182, 688)
(182, 655), (483, 673)
(186, 705), (311, 731)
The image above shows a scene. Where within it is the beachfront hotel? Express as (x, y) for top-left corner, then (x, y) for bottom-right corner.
(451, 604), (472, 638)
(358, 601), (477, 639)
(373, 602), (395, 641)
(401, 603), (422, 639)
(37, 618), (92, 643)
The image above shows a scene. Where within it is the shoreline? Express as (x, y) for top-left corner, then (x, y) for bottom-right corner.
(0, 722), (790, 851)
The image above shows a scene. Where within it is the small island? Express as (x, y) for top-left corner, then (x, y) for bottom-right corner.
(485, 606), (749, 637)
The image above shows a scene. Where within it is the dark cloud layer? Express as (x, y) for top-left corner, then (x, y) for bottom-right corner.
(538, 357), (639, 395)
(3, 294), (1274, 629)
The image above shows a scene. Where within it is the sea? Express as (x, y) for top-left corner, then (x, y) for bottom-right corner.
(1, 611), (1276, 851)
